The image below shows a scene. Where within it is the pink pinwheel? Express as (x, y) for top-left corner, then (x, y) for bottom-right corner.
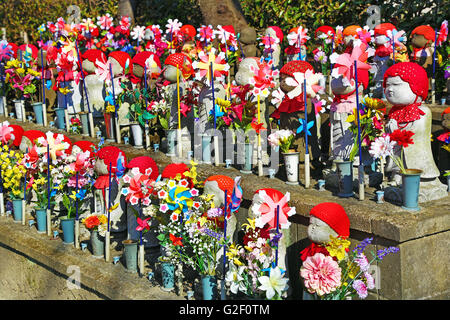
(0, 40), (12, 61)
(357, 26), (373, 45)
(37, 132), (70, 162)
(248, 60), (278, 97)
(120, 16), (131, 30)
(136, 217), (151, 232)
(437, 20), (448, 46)
(330, 42), (372, 86)
(21, 145), (39, 170)
(270, 88), (285, 108)
(70, 150), (91, 173)
(95, 56), (111, 83)
(122, 168), (155, 206)
(165, 18), (182, 35)
(97, 13), (113, 30)
(214, 25), (236, 46)
(192, 48), (229, 81)
(259, 35), (279, 49)
(284, 69), (324, 100)
(131, 25), (146, 42)
(0, 121), (13, 144)
(386, 29), (407, 48)
(197, 25), (215, 42)
(287, 26), (309, 46)
(253, 190), (296, 230)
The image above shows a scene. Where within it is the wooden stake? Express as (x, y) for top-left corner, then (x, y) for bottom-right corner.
(305, 153), (310, 188)
(0, 193), (4, 216)
(105, 231), (111, 262)
(46, 208), (51, 237)
(75, 220), (80, 249)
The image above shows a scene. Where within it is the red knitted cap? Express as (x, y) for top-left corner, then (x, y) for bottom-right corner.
(73, 140), (96, 157)
(9, 124), (24, 147)
(180, 25), (197, 39)
(411, 25), (435, 41)
(268, 26), (284, 42)
(205, 175), (234, 201)
(161, 163), (189, 179)
(132, 51), (161, 69)
(108, 51), (132, 75)
(22, 130), (45, 146)
(315, 25), (335, 38)
(8, 43), (18, 58)
(310, 202), (350, 238)
(127, 156), (159, 181)
(82, 49), (107, 67)
(280, 60), (314, 77)
(222, 25), (236, 35)
(383, 62), (429, 101)
(164, 53), (193, 79)
(96, 146), (127, 173)
(343, 25), (361, 37)
(374, 23), (396, 36)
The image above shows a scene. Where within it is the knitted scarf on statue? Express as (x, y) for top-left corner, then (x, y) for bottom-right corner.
(388, 101), (425, 128)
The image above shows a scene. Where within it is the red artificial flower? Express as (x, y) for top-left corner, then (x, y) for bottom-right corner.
(84, 216), (100, 229)
(251, 121), (266, 134)
(169, 233), (183, 247)
(389, 129), (415, 148)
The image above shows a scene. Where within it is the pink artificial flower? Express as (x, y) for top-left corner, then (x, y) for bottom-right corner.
(170, 213), (179, 222)
(354, 253), (370, 272)
(190, 188), (199, 197)
(197, 25), (215, 42)
(136, 217), (151, 232)
(364, 272), (376, 290)
(352, 279), (368, 299)
(300, 253), (342, 296)
(0, 121), (13, 144)
(160, 203), (169, 213)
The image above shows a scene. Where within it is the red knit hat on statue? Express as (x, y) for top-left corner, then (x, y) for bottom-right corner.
(132, 51), (161, 78)
(96, 146), (127, 174)
(267, 26), (284, 42)
(18, 44), (38, 60)
(280, 60), (314, 78)
(73, 140), (96, 157)
(309, 202), (350, 238)
(127, 156), (159, 181)
(161, 163), (189, 180)
(315, 25), (335, 38)
(8, 43), (18, 59)
(205, 175), (235, 204)
(8, 124), (24, 147)
(383, 62), (429, 101)
(82, 49), (107, 68)
(180, 25), (197, 40)
(22, 130), (45, 146)
(108, 51), (133, 75)
(374, 23), (397, 37)
(411, 25), (435, 42)
(164, 53), (193, 79)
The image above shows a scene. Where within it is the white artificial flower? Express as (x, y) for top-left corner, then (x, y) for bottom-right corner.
(258, 266), (288, 300)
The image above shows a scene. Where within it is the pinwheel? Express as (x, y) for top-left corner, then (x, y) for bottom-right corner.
(253, 190), (296, 230)
(136, 217), (151, 232)
(356, 26), (373, 45)
(131, 25), (146, 43)
(260, 35), (279, 49)
(437, 20), (448, 46)
(165, 186), (194, 214)
(0, 121), (13, 144)
(270, 88), (286, 108)
(197, 25), (215, 43)
(287, 26), (309, 47)
(97, 13), (113, 30)
(248, 59), (278, 98)
(285, 69), (323, 100)
(297, 118), (314, 136)
(37, 132), (70, 162)
(330, 42), (372, 85)
(95, 56), (112, 83)
(228, 176), (243, 215)
(0, 40), (12, 61)
(386, 29), (406, 49)
(192, 48), (229, 81)
(121, 167), (155, 206)
(209, 102), (225, 118)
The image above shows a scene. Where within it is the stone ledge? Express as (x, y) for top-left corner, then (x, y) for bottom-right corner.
(2, 116), (449, 244)
(0, 216), (182, 300)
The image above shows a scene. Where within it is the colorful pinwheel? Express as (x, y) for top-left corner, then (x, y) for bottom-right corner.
(192, 48), (229, 81)
(297, 118), (314, 136)
(165, 186), (194, 214)
(36, 132), (70, 162)
(253, 190), (296, 230)
(121, 167), (155, 206)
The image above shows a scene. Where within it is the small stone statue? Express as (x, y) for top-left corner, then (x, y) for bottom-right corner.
(19, 130), (45, 153)
(410, 25), (435, 89)
(81, 49), (107, 117)
(342, 25), (361, 53)
(383, 62), (447, 202)
(249, 188), (296, 271)
(239, 27), (260, 59)
(263, 26), (284, 70)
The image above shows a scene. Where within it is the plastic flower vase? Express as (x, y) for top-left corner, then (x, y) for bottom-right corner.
(131, 123), (144, 149)
(0, 96), (5, 115)
(161, 261), (175, 291)
(55, 108), (66, 130)
(80, 113), (89, 136)
(90, 230), (105, 258)
(282, 151), (299, 185)
(166, 129), (176, 156)
(12, 198), (23, 222)
(122, 239), (138, 272)
(32, 102), (44, 125)
(35, 208), (47, 233)
(104, 113), (115, 141)
(335, 160), (355, 198)
(201, 275), (218, 300)
(401, 169), (422, 211)
(201, 134), (212, 164)
(59, 216), (75, 244)
(240, 143), (253, 174)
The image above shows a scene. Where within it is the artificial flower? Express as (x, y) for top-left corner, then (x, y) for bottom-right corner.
(258, 266), (288, 300)
(300, 253), (341, 296)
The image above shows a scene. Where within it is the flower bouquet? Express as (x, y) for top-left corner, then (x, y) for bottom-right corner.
(300, 237), (399, 300)
(268, 130), (295, 153)
(1, 145), (26, 200)
(82, 213), (108, 236)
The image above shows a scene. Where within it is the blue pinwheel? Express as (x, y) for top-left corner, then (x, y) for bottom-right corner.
(105, 91), (115, 107)
(228, 176), (243, 215)
(296, 118), (314, 136)
(166, 186), (194, 214)
(115, 153), (126, 182)
(45, 80), (52, 90)
(209, 103), (224, 118)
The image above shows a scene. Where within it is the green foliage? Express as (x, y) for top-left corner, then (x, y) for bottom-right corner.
(134, 0), (203, 27)
(0, 0), (118, 43)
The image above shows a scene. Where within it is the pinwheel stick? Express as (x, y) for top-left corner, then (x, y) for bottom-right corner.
(210, 62), (220, 166)
(328, 35), (335, 95)
(105, 162), (112, 262)
(74, 172), (80, 249)
(75, 41), (95, 138)
(144, 65), (150, 150)
(22, 171), (26, 226)
(221, 190), (228, 300)
(0, 167), (4, 216)
(303, 80), (310, 189)
(139, 200), (144, 276)
(432, 28), (437, 105)
(257, 95), (263, 177)
(275, 205), (280, 267)
(63, 80), (70, 133)
(109, 64), (121, 143)
(39, 37), (48, 127)
(46, 144), (51, 237)
(354, 60), (364, 201)
(176, 66), (183, 158)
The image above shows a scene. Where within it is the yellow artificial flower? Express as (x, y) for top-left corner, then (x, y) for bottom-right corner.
(346, 261), (359, 280)
(69, 191), (77, 201)
(198, 216), (208, 227)
(16, 68), (25, 75)
(167, 180), (177, 189)
(59, 87), (71, 95)
(98, 214), (108, 225)
(105, 104), (115, 113)
(216, 97), (231, 111)
(443, 144), (450, 152)
(109, 203), (119, 212)
(242, 218), (256, 233)
(226, 243), (241, 260)
(325, 235), (351, 261)
(346, 108), (370, 126)
(27, 69), (40, 77)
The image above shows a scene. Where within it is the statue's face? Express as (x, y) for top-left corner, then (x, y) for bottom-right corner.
(249, 192), (264, 218)
(344, 35), (355, 46)
(279, 73), (295, 94)
(163, 65), (179, 83)
(240, 27), (256, 44)
(19, 137), (32, 154)
(384, 76), (418, 106)
(133, 64), (144, 78)
(374, 35), (388, 45)
(235, 58), (259, 86)
(203, 180), (224, 208)
(331, 74), (355, 95)
(71, 145), (83, 157)
(411, 34), (429, 48)
(94, 158), (109, 176)
(307, 216), (338, 244)
(82, 60), (96, 74)
(109, 58), (123, 76)
(264, 28), (277, 40)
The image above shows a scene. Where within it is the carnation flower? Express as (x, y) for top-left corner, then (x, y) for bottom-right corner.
(300, 253), (342, 296)
(369, 135), (396, 159)
(352, 279), (368, 299)
(354, 253), (370, 272)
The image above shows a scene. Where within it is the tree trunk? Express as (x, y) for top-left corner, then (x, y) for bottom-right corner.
(197, 0), (250, 33)
(118, 0), (137, 24)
